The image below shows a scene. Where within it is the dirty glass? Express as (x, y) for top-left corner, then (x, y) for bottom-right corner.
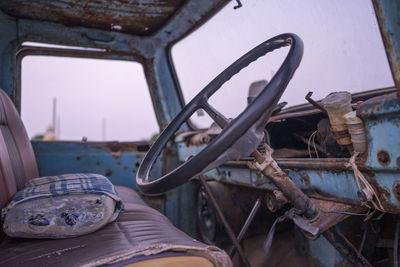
(21, 56), (158, 141)
(172, 0), (394, 128)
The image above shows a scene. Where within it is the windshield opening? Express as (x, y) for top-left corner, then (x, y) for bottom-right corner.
(171, 0), (394, 129)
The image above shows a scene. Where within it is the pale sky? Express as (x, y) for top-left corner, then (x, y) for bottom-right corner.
(21, 58), (159, 141)
(21, 0), (394, 139)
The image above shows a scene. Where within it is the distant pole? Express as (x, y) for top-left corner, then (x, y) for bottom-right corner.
(52, 97), (57, 136)
(102, 118), (106, 141)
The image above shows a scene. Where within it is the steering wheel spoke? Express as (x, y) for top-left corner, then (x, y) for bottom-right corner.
(201, 101), (229, 129)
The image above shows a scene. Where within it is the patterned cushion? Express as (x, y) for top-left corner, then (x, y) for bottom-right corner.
(1, 173), (124, 239)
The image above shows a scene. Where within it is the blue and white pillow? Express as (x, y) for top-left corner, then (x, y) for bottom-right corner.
(1, 173), (124, 239)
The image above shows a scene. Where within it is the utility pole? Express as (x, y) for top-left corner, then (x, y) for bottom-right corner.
(102, 118), (106, 141)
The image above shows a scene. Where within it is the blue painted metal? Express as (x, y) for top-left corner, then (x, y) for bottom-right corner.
(31, 141), (151, 189)
(373, 0), (400, 97)
(165, 182), (199, 238)
(175, 92), (400, 213)
(0, 10), (17, 99)
(205, 165), (275, 191)
(146, 48), (187, 129)
(202, 161), (400, 212)
(360, 93), (400, 171)
(30, 124), (199, 236)
(177, 141), (207, 162)
(289, 170), (400, 212)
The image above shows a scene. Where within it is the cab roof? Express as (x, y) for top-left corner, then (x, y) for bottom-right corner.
(0, 0), (187, 36)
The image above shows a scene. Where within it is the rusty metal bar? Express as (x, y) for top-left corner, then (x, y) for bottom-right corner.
(252, 150), (319, 219)
(198, 176), (251, 267)
(323, 227), (372, 267)
(228, 197), (262, 258)
(305, 91), (327, 114)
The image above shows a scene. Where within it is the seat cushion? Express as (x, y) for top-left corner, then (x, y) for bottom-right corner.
(114, 185), (157, 223)
(0, 203), (232, 267)
(115, 185), (147, 206)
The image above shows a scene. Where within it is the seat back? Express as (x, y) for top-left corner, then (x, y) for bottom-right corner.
(0, 89), (38, 209)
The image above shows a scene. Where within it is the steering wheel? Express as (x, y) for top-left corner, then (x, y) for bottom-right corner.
(137, 33), (303, 195)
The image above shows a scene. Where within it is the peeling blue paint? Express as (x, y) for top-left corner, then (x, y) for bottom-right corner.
(32, 141), (149, 189)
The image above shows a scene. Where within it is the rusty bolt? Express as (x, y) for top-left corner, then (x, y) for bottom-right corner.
(377, 150), (390, 166)
(265, 190), (287, 212)
(393, 182), (400, 201)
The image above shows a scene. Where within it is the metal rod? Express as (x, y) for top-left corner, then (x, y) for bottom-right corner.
(358, 225), (368, 253)
(323, 227), (372, 267)
(233, 0), (242, 9)
(251, 150), (319, 219)
(198, 176), (251, 267)
(305, 91), (327, 114)
(229, 197), (262, 257)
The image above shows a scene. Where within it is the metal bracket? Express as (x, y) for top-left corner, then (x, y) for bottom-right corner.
(233, 0), (242, 9)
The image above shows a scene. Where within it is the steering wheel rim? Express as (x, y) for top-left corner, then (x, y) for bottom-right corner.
(137, 33), (303, 195)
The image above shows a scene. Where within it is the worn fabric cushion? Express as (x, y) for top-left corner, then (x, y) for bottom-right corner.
(1, 173), (124, 239)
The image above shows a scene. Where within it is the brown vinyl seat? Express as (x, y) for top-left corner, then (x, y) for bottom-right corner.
(0, 89), (232, 267)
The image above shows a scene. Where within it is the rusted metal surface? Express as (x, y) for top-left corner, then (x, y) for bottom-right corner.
(219, 158), (400, 214)
(372, 1), (400, 98)
(358, 92), (399, 117)
(226, 158), (357, 171)
(252, 150), (320, 220)
(307, 199), (366, 238)
(359, 92), (400, 171)
(377, 150), (390, 166)
(392, 181), (400, 201)
(273, 87), (396, 119)
(275, 158), (355, 171)
(0, 0), (185, 35)
(367, 179), (399, 213)
(305, 91), (327, 114)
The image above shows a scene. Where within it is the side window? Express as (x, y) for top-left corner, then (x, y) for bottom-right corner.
(21, 56), (159, 141)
